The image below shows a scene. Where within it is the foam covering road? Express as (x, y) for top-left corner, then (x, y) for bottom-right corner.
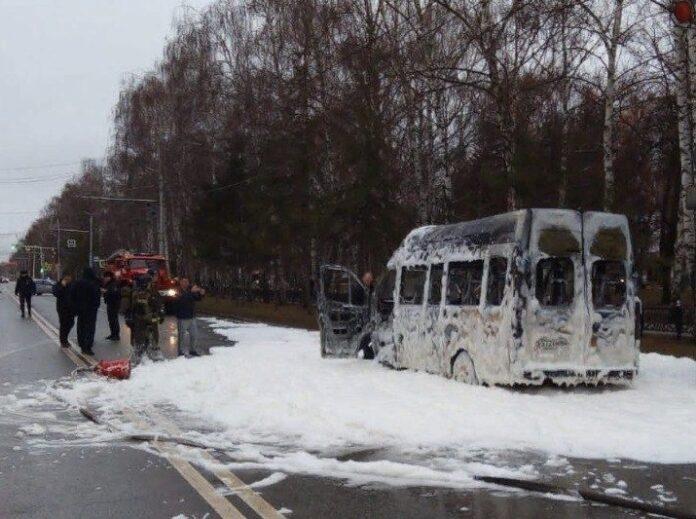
(1, 290), (694, 518)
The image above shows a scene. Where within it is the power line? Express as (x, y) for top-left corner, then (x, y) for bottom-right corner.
(0, 173), (73, 185)
(0, 161), (82, 172)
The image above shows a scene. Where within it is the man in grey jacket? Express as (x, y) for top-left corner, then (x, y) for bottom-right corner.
(174, 277), (205, 357)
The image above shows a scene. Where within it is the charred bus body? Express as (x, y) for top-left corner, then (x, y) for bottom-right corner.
(318, 209), (639, 386)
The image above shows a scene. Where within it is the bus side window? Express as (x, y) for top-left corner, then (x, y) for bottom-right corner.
(323, 269), (350, 304)
(446, 261), (483, 306)
(487, 257), (508, 306)
(400, 266), (427, 305)
(428, 264), (444, 305)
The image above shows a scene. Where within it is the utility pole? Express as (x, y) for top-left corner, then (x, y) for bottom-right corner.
(88, 213), (94, 268)
(22, 245), (56, 279)
(56, 219), (61, 279)
(158, 140), (166, 257)
(77, 196), (159, 256)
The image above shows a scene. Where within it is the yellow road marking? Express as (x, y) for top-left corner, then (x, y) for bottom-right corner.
(9, 294), (266, 519)
(121, 408), (246, 519)
(148, 408), (286, 519)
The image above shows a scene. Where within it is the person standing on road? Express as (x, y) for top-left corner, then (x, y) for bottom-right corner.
(14, 270), (36, 319)
(121, 272), (164, 362)
(52, 274), (75, 347)
(70, 267), (101, 356)
(174, 278), (205, 357)
(102, 271), (121, 341)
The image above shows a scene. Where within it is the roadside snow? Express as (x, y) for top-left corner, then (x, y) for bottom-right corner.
(39, 318), (696, 486)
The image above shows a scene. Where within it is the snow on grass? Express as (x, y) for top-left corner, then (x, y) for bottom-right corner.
(40, 318), (696, 486)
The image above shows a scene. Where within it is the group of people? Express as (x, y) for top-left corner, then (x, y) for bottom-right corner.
(16, 267), (205, 360)
(52, 267), (102, 354)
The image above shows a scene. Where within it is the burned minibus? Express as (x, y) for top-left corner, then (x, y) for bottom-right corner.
(318, 209), (639, 385)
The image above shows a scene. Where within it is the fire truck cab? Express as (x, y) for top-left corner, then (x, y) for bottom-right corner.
(102, 250), (178, 301)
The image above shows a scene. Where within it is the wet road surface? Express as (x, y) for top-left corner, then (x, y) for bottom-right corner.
(1, 290), (694, 518)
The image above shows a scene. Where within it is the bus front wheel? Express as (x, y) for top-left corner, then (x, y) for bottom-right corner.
(357, 336), (375, 360)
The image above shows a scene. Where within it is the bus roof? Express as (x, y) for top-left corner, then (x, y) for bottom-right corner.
(387, 209), (630, 268)
(388, 210), (528, 267)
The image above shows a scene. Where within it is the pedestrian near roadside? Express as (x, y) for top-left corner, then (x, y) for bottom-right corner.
(70, 267), (101, 356)
(102, 271), (121, 341)
(14, 270), (36, 318)
(174, 278), (205, 357)
(670, 299), (685, 340)
(52, 274), (75, 347)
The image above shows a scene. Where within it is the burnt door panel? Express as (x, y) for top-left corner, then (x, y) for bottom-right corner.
(582, 213), (637, 368)
(318, 265), (369, 357)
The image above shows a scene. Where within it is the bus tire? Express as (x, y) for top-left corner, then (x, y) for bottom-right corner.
(357, 336), (375, 360)
(451, 351), (479, 385)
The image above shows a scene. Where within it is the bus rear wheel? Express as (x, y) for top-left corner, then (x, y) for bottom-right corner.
(452, 351), (478, 385)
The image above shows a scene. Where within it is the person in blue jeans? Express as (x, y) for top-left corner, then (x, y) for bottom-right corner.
(174, 277), (205, 357)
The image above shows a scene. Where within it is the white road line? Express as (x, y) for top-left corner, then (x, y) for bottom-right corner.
(9, 295), (257, 519)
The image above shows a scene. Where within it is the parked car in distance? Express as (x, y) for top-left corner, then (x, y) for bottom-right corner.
(35, 278), (56, 295)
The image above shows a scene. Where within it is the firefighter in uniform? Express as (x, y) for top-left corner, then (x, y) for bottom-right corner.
(121, 270), (164, 361)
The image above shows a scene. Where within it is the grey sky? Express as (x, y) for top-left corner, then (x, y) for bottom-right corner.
(0, 0), (211, 260)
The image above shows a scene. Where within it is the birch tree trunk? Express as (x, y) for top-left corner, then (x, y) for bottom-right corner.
(558, 89), (570, 207)
(671, 23), (695, 297)
(602, 0), (623, 211)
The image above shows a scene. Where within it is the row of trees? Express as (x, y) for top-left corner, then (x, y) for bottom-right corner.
(13, 0), (691, 303)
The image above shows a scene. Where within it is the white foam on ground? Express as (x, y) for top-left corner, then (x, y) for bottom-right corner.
(12, 318), (696, 487)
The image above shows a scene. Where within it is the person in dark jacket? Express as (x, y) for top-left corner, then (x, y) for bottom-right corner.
(14, 270), (36, 318)
(70, 267), (101, 355)
(670, 299), (685, 340)
(174, 277), (205, 357)
(52, 274), (75, 347)
(102, 271), (121, 341)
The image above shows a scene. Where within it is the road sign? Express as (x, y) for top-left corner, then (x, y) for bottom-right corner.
(66, 239), (77, 248)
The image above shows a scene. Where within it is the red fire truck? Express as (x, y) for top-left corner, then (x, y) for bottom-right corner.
(101, 250), (178, 302)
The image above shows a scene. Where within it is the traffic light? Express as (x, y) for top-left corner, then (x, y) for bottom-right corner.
(674, 1), (694, 24)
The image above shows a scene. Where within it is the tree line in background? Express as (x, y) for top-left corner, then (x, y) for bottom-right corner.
(11, 0), (690, 304)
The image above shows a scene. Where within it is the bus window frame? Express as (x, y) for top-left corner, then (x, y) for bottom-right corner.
(427, 263), (445, 307)
(445, 260), (484, 308)
(485, 255), (509, 307)
(399, 265), (428, 306)
(534, 256), (575, 308)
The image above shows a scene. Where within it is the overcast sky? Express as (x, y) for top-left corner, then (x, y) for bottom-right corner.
(0, 0), (211, 260)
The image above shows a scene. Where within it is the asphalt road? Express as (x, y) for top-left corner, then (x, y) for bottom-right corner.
(1, 290), (694, 518)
